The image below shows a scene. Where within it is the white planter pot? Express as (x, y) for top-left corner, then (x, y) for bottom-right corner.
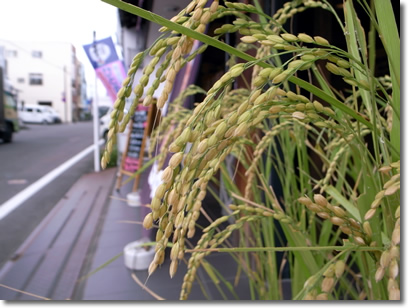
(127, 191), (141, 207)
(117, 132), (128, 154)
(123, 237), (155, 271)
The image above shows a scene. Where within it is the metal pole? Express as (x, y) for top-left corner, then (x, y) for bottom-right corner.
(63, 66), (68, 123)
(92, 31), (101, 172)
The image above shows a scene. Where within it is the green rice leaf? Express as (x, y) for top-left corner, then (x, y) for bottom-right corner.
(373, 0), (400, 160)
(326, 185), (362, 222)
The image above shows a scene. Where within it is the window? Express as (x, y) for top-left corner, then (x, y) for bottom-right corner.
(17, 77), (25, 83)
(6, 50), (17, 57)
(29, 73), (43, 85)
(31, 50), (42, 58)
(38, 101), (52, 106)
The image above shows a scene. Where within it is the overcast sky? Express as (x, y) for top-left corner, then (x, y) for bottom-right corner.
(0, 0), (120, 98)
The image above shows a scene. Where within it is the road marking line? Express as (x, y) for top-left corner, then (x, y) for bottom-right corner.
(7, 179), (28, 185)
(0, 141), (103, 220)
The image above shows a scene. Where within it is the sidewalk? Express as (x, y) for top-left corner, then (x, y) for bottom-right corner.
(72, 167), (254, 300)
(0, 167), (117, 300)
(0, 164), (258, 301)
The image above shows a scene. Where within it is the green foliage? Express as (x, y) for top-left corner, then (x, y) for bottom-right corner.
(103, 0), (400, 300)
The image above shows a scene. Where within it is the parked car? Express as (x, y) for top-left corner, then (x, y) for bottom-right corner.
(98, 105), (110, 118)
(19, 105), (61, 124)
(99, 107), (111, 142)
(99, 107), (130, 143)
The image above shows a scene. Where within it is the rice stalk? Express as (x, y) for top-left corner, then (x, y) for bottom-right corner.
(103, 0), (399, 300)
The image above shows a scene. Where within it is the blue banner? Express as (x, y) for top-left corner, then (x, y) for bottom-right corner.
(83, 37), (127, 102)
(83, 37), (119, 69)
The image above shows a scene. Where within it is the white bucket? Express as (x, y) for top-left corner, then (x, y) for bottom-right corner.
(123, 237), (155, 270)
(126, 191), (141, 207)
(117, 132), (128, 154)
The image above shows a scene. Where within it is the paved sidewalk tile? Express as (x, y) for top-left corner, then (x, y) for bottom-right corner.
(0, 168), (116, 300)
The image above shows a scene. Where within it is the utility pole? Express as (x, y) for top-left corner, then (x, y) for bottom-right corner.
(92, 31), (101, 172)
(63, 66), (68, 123)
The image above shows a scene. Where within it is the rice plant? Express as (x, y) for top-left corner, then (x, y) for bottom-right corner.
(102, 0), (400, 300)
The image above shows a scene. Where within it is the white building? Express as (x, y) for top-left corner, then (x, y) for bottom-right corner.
(0, 39), (85, 123)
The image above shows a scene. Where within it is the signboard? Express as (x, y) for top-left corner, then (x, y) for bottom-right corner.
(116, 103), (159, 191)
(83, 37), (127, 102)
(123, 105), (149, 172)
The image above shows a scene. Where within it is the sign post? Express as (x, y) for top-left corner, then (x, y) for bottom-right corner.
(92, 32), (100, 172)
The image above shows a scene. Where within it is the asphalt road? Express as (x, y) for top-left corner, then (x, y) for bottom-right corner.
(0, 121), (99, 268)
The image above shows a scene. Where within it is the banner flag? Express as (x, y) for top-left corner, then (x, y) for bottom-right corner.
(83, 37), (127, 102)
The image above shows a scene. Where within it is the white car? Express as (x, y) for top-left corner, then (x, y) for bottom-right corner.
(19, 105), (61, 124)
(99, 107), (112, 141)
(99, 107), (130, 142)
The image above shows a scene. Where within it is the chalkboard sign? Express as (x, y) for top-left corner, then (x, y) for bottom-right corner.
(116, 103), (158, 191)
(123, 106), (149, 172)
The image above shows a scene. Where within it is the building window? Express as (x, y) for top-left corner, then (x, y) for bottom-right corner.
(29, 73), (43, 85)
(6, 50), (17, 57)
(32, 50), (43, 58)
(17, 77), (25, 83)
(38, 101), (52, 106)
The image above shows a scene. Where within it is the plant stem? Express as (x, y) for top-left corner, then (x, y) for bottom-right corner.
(186, 245), (383, 253)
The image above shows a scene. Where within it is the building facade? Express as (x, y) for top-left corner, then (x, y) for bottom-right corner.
(0, 40), (87, 123)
